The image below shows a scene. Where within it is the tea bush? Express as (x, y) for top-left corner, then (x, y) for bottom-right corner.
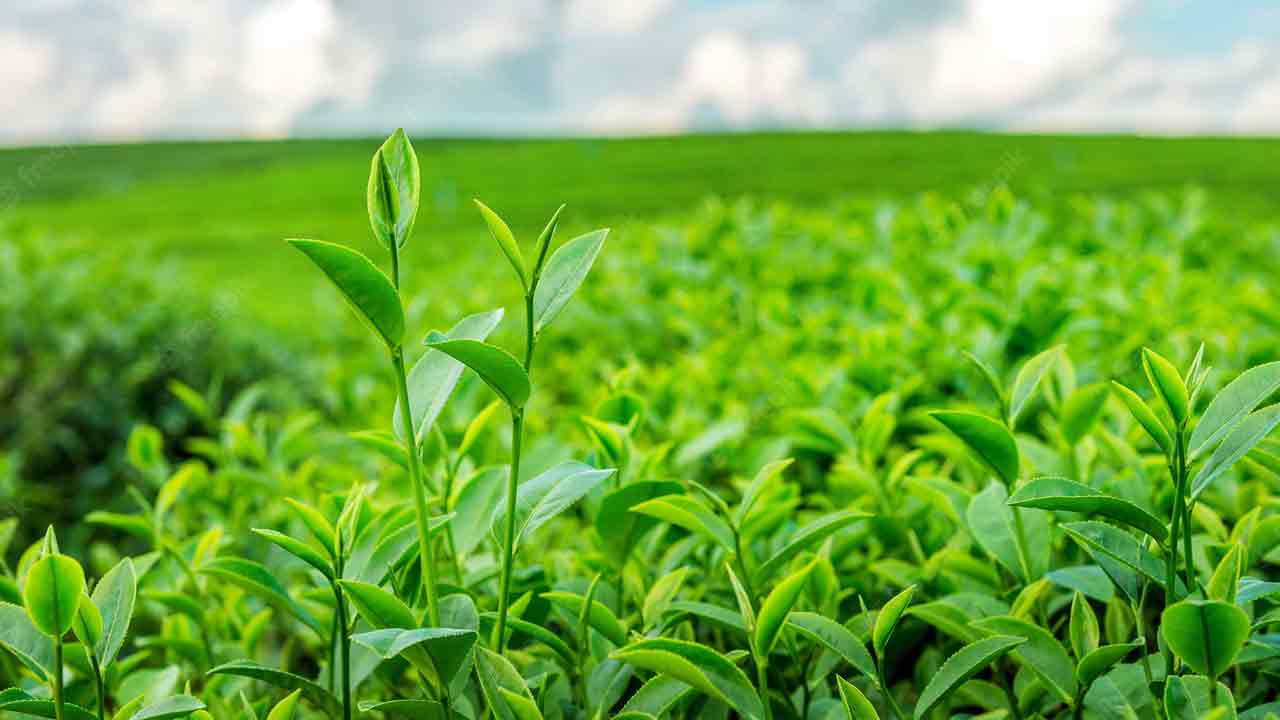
(4, 131), (1280, 720)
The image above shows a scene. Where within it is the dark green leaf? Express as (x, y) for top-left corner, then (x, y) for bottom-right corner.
(931, 410), (1019, 485)
(913, 635), (1024, 719)
(1007, 477), (1167, 543)
(287, 239), (404, 349)
(426, 339), (530, 409)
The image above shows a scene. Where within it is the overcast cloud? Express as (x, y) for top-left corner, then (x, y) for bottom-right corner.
(2, 0), (1278, 144)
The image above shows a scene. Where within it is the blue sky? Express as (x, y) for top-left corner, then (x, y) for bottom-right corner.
(2, 0), (1277, 144)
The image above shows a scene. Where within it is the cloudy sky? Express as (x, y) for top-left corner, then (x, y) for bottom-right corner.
(4, 0), (1278, 144)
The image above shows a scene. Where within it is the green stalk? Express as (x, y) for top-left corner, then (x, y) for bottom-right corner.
(755, 656), (773, 720)
(53, 635), (65, 720)
(876, 655), (909, 720)
(334, 531), (353, 720)
(493, 411), (525, 650)
(495, 287), (538, 651)
(90, 653), (106, 720)
(393, 349), (442, 627)
(1182, 501), (1194, 591)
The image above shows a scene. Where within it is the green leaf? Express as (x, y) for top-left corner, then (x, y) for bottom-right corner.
(530, 204), (565, 282)
(451, 466), (509, 557)
(356, 699), (446, 719)
(1191, 361), (1280, 458)
(1009, 345), (1062, 425)
(0, 690), (96, 720)
(336, 580), (416, 629)
(967, 482), (1049, 584)
(497, 687), (544, 720)
(755, 561), (815, 656)
(1208, 544), (1245, 603)
(394, 308), (504, 443)
(199, 557), (323, 637)
(643, 568), (691, 630)
(287, 239), (404, 349)
(425, 339), (530, 409)
(597, 480), (685, 563)
(474, 200), (527, 289)
(207, 660), (341, 717)
(1161, 599), (1249, 678)
(972, 615), (1077, 703)
(1060, 521), (1174, 593)
(265, 690), (302, 720)
(665, 600), (748, 634)
(631, 494), (734, 552)
(931, 410), (1019, 485)
(1069, 592), (1100, 660)
(367, 129), (420, 249)
(351, 627), (477, 688)
(130, 696), (207, 720)
(1142, 347), (1189, 426)
(481, 612), (575, 666)
(532, 228), (608, 333)
(282, 499), (337, 556)
(1191, 404), (1280, 500)
(1164, 674), (1237, 720)
(1075, 640), (1141, 686)
(837, 676), (881, 720)
(92, 557), (136, 667)
(542, 591), (628, 647)
(752, 510), (868, 586)
(621, 675), (693, 717)
(1008, 477), (1167, 543)
(962, 351), (1009, 418)
(252, 529), (334, 581)
(0, 602), (53, 678)
(611, 638), (764, 720)
(509, 463), (615, 550)
(788, 612), (878, 686)
(1060, 383), (1111, 445)
(73, 591), (102, 650)
(873, 585), (916, 660)
(1111, 381), (1173, 455)
(734, 458), (794, 526)
(24, 552), (85, 636)
(475, 646), (537, 720)
(913, 635), (1024, 719)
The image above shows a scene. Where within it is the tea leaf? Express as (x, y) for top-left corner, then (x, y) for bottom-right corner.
(1142, 347), (1189, 426)
(967, 482), (1049, 584)
(130, 695), (207, 719)
(1191, 403), (1280, 500)
(913, 635), (1024, 719)
(475, 647), (537, 720)
(1163, 674), (1236, 720)
(200, 557), (323, 637)
(426, 338), (530, 409)
(631, 494), (735, 552)
(931, 410), (1019, 485)
(542, 591), (628, 647)
(837, 676), (880, 719)
(972, 615), (1077, 703)
(207, 660), (341, 717)
(351, 627), (477, 688)
(265, 690), (302, 720)
(92, 556), (136, 667)
(1161, 599), (1249, 678)
(474, 200), (527, 289)
(611, 638), (764, 720)
(788, 612), (878, 686)
(755, 560), (815, 655)
(287, 239), (404, 349)
(1060, 383), (1111, 445)
(394, 308), (504, 443)
(873, 584), (916, 660)
(1068, 592), (1099, 660)
(1110, 381), (1173, 455)
(598, 480), (685, 563)
(533, 228), (608, 333)
(24, 552), (85, 636)
(367, 129), (420, 249)
(1075, 640), (1141, 686)
(1007, 477), (1167, 543)
(1009, 345), (1061, 425)
(1190, 361), (1280, 458)
(752, 510), (869, 586)
(252, 528), (334, 581)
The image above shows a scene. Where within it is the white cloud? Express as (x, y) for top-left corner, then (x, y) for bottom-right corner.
(563, 0), (675, 35)
(586, 31), (830, 132)
(2, 0), (1280, 142)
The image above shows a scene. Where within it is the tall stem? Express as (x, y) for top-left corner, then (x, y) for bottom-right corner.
(90, 654), (106, 720)
(755, 657), (773, 720)
(334, 528), (353, 720)
(393, 349), (441, 627)
(1182, 500), (1195, 591)
(494, 411), (525, 650)
(53, 636), (65, 720)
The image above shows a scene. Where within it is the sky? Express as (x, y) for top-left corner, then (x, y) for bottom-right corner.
(3, 0), (1278, 144)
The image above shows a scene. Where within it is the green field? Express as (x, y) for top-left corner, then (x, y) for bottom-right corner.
(6, 131), (1280, 719)
(5, 131), (1279, 330)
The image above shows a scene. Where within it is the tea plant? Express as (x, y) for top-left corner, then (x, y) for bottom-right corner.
(12, 130), (1280, 720)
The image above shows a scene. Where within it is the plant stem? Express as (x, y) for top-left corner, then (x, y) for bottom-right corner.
(522, 294), (536, 370)
(1134, 588), (1162, 717)
(877, 657), (909, 720)
(1182, 501), (1194, 591)
(755, 657), (773, 720)
(493, 410), (525, 650)
(90, 654), (106, 720)
(998, 668), (1024, 720)
(393, 348), (441, 627)
(53, 635), (65, 720)
(334, 531), (353, 720)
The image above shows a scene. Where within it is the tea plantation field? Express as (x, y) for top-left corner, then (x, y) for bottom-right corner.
(3, 131), (1280, 720)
